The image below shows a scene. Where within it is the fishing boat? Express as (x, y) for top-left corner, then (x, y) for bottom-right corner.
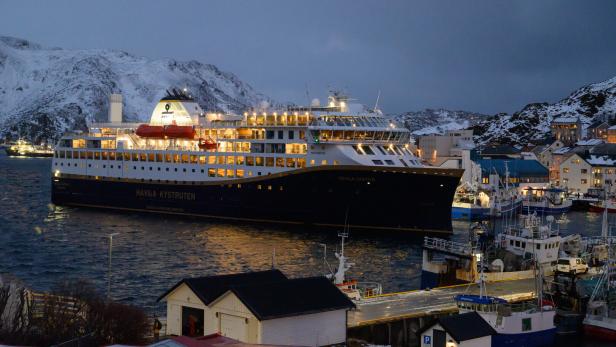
(486, 163), (524, 217)
(588, 199), (616, 213)
(451, 182), (490, 220)
(583, 205), (616, 341)
(454, 258), (556, 347)
(421, 213), (563, 289)
(522, 187), (572, 214)
(323, 232), (382, 300)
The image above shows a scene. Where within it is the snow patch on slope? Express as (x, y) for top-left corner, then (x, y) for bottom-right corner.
(0, 36), (270, 142)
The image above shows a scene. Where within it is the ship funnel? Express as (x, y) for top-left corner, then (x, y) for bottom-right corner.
(108, 94), (123, 123)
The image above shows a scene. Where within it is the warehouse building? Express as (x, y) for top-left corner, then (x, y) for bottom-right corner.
(158, 270), (355, 346)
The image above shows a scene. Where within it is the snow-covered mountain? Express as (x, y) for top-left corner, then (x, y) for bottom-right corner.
(0, 36), (269, 142)
(392, 109), (489, 135)
(472, 76), (616, 145)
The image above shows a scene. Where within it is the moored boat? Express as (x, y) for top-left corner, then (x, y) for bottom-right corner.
(4, 139), (54, 158)
(588, 199), (616, 213)
(51, 90), (463, 232)
(522, 187), (572, 214)
(454, 261), (556, 347)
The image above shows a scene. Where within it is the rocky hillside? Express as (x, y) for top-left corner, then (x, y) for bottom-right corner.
(0, 36), (269, 143)
(472, 76), (616, 145)
(393, 109), (489, 135)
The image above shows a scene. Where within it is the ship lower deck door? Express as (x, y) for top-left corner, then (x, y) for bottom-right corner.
(220, 313), (247, 341)
(433, 329), (446, 347)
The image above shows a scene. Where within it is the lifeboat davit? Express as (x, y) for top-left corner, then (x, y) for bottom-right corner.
(198, 138), (217, 150)
(135, 124), (195, 139)
(136, 124), (164, 138)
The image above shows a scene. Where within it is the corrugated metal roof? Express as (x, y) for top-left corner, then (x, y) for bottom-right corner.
(475, 159), (548, 177)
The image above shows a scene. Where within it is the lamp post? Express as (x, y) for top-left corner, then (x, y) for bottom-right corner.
(107, 233), (119, 301)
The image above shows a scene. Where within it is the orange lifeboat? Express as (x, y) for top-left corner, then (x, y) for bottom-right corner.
(198, 138), (218, 150)
(163, 125), (195, 139)
(136, 124), (164, 138)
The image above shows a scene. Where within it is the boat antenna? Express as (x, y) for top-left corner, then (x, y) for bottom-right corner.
(602, 191), (609, 239)
(373, 90), (381, 112)
(478, 252), (488, 298)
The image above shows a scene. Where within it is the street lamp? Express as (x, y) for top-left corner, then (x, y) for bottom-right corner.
(107, 233), (119, 301)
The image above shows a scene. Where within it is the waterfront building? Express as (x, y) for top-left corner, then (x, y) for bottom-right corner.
(158, 270), (354, 346)
(476, 144), (521, 159)
(559, 153), (616, 194)
(418, 312), (494, 347)
(474, 159), (549, 186)
(550, 116), (582, 146)
(415, 130), (476, 183)
(51, 91), (462, 233)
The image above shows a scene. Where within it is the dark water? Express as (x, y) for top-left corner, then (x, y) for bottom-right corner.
(0, 153), (612, 346)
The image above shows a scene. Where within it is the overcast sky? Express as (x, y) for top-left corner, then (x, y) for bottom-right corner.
(1, 0), (615, 114)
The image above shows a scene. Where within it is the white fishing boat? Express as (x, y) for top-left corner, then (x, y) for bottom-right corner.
(323, 232), (382, 300)
(486, 162), (524, 217)
(454, 257), (556, 347)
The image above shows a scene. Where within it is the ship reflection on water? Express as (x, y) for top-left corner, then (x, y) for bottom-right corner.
(1, 154), (426, 314)
(0, 153), (612, 322)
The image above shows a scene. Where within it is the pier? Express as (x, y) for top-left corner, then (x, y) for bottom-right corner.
(347, 277), (537, 346)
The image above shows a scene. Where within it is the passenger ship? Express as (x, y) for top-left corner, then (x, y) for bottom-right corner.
(51, 90), (462, 232)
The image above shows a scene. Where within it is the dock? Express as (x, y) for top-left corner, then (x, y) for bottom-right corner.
(347, 277), (538, 346)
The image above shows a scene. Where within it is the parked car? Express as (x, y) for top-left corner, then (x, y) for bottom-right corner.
(557, 257), (589, 274)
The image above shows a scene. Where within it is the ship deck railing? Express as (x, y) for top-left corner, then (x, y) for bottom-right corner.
(423, 236), (473, 257)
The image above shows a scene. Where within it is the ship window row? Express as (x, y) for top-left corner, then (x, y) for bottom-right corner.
(314, 130), (410, 143)
(317, 116), (391, 128)
(55, 155), (307, 168)
(372, 159), (410, 166)
(55, 150), (306, 162)
(353, 144), (412, 156)
(245, 114), (310, 127)
(208, 129), (307, 141)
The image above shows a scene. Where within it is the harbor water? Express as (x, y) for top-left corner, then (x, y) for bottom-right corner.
(0, 153), (612, 346)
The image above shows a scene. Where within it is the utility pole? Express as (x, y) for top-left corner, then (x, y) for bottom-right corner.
(107, 233), (119, 301)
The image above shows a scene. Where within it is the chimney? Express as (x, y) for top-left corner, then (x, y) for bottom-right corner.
(108, 94), (123, 123)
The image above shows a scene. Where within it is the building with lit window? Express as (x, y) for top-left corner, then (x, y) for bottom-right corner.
(559, 152), (616, 194)
(587, 120), (609, 140)
(474, 159), (549, 186)
(550, 116), (582, 146)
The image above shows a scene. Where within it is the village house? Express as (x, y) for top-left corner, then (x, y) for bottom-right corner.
(158, 270), (355, 346)
(550, 116), (582, 146)
(418, 312), (495, 347)
(587, 120), (609, 140)
(559, 153), (616, 194)
(531, 140), (565, 169)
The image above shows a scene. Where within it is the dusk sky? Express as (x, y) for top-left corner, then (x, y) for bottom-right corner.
(1, 0), (616, 114)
